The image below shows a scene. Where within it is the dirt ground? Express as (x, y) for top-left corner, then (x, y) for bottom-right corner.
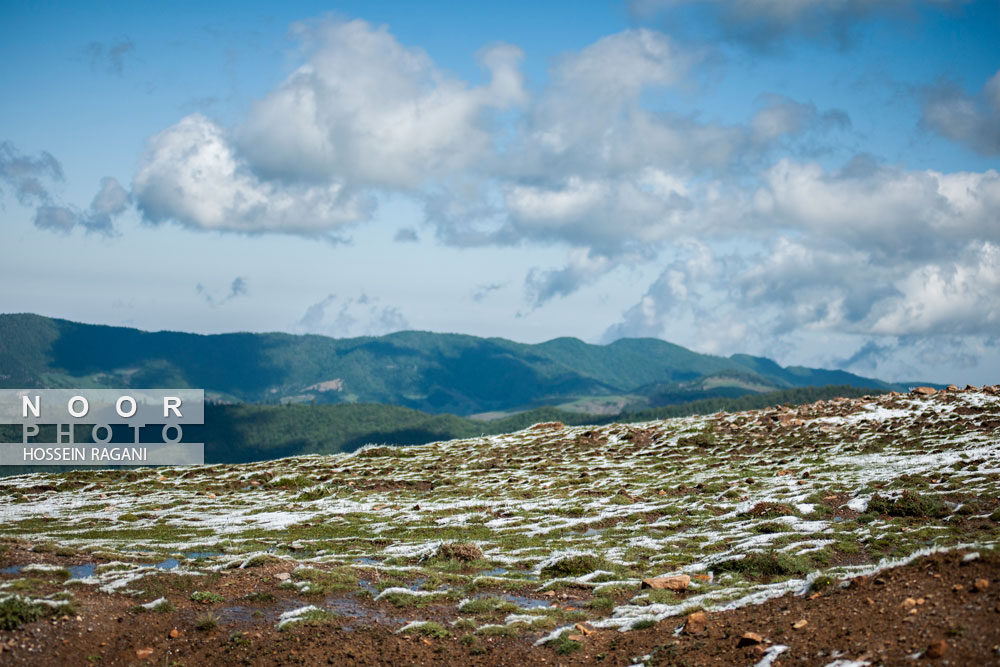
(1, 545), (998, 666)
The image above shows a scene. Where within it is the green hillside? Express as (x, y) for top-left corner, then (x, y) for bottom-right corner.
(0, 313), (911, 416)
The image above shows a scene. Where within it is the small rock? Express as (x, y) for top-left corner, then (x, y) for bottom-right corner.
(641, 574), (690, 591)
(926, 639), (948, 659)
(136, 647), (154, 660)
(792, 619), (808, 630)
(911, 386), (937, 395)
(685, 611), (708, 635)
(542, 590), (556, 597)
(946, 385), (958, 391)
(207, 492), (216, 499)
(169, 628), (180, 639)
(567, 633), (584, 642)
(737, 632), (763, 647)
(974, 578), (990, 592)
(274, 572), (291, 581)
(574, 622), (596, 636)
(901, 597), (917, 608)
(953, 584), (965, 592)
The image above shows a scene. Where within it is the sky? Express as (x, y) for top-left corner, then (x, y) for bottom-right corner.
(1, 0), (998, 386)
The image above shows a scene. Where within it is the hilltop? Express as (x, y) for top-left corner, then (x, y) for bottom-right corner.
(0, 313), (918, 417)
(0, 385), (997, 664)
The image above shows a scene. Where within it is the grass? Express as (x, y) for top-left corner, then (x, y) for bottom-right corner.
(458, 596), (518, 615)
(278, 608), (338, 630)
(400, 621), (450, 638)
(190, 591), (225, 604)
(548, 630), (583, 655)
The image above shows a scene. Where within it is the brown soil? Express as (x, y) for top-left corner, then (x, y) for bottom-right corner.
(1, 546), (998, 666)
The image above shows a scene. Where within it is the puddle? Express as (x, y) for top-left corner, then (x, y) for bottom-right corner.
(219, 598), (301, 624)
(482, 568), (508, 577)
(500, 593), (552, 609)
(1, 564), (95, 578)
(326, 592), (409, 627)
(69, 564), (95, 578)
(155, 558), (180, 570)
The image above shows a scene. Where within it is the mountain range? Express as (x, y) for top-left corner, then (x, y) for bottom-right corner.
(0, 313), (921, 417)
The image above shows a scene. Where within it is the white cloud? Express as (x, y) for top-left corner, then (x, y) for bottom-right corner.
(238, 19), (524, 188)
(133, 114), (371, 236)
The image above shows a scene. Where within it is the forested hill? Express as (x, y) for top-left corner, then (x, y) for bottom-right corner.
(0, 313), (917, 416)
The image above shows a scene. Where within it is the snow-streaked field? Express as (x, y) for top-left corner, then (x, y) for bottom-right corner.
(2, 389), (998, 634)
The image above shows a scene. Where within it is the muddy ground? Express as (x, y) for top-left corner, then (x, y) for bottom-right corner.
(1, 545), (997, 666)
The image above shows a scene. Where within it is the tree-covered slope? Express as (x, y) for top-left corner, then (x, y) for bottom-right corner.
(0, 313), (913, 415)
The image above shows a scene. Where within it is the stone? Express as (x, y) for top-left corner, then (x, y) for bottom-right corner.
(136, 647), (154, 660)
(574, 622), (597, 636)
(737, 632), (763, 647)
(901, 597), (917, 608)
(685, 611), (708, 635)
(911, 386), (937, 395)
(274, 572), (291, 581)
(641, 575), (690, 591)
(169, 628), (180, 639)
(946, 385), (958, 391)
(974, 578), (990, 592)
(567, 633), (584, 642)
(792, 619), (808, 630)
(926, 639), (948, 658)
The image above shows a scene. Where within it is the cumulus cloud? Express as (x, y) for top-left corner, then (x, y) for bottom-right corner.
(133, 114), (372, 236)
(132, 18), (525, 237)
(629, 0), (968, 50)
(921, 68), (1000, 155)
(239, 19), (524, 188)
(604, 156), (1000, 362)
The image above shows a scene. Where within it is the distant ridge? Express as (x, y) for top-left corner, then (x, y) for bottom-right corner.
(0, 313), (921, 416)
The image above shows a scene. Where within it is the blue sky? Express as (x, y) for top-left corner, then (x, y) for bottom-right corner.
(2, 0), (998, 385)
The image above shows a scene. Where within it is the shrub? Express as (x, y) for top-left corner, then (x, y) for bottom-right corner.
(713, 551), (811, 577)
(541, 554), (611, 578)
(867, 491), (945, 518)
(194, 612), (218, 631)
(436, 542), (483, 562)
(0, 596), (47, 630)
